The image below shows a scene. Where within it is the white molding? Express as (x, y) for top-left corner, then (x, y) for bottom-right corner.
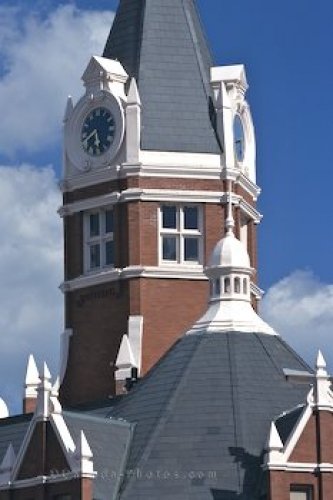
(59, 193), (120, 217)
(59, 188), (262, 223)
(251, 282), (264, 300)
(0, 471), (95, 490)
(264, 462), (333, 473)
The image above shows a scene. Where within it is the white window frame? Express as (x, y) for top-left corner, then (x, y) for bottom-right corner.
(83, 207), (114, 274)
(158, 205), (203, 266)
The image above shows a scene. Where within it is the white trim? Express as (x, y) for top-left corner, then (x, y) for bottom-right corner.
(264, 462), (333, 473)
(58, 192), (120, 217)
(58, 189), (262, 223)
(60, 265), (206, 292)
(60, 265), (263, 293)
(251, 282), (264, 300)
(0, 471), (95, 490)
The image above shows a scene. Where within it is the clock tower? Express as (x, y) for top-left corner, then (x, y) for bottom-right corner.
(59, 0), (262, 407)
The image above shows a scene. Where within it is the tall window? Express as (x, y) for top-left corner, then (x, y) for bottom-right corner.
(290, 486), (313, 500)
(160, 205), (202, 265)
(84, 208), (114, 272)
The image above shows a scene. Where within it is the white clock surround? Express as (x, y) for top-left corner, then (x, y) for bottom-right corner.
(64, 90), (125, 172)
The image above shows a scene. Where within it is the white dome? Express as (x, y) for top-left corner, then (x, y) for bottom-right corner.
(0, 398), (9, 419)
(209, 233), (250, 270)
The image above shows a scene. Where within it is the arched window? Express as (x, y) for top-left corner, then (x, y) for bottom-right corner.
(234, 277), (241, 293)
(224, 277), (231, 293)
(243, 278), (248, 295)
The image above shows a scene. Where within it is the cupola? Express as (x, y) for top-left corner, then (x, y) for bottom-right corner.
(188, 182), (275, 335)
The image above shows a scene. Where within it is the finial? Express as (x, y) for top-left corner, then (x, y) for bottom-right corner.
(225, 180), (235, 236)
(316, 350), (327, 373)
(74, 431), (94, 475)
(25, 354), (39, 386)
(267, 422), (283, 451)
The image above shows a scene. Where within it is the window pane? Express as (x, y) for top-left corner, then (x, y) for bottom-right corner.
(90, 244), (100, 269)
(105, 209), (114, 234)
(184, 238), (199, 262)
(162, 236), (177, 261)
(105, 240), (114, 266)
(162, 206), (177, 229)
(184, 206), (198, 230)
(90, 213), (100, 237)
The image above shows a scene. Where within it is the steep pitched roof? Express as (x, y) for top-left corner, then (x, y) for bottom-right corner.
(105, 332), (311, 499)
(0, 415), (32, 463)
(63, 412), (133, 500)
(103, 0), (221, 154)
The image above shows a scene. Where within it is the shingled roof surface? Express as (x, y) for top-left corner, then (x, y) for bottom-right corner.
(104, 332), (311, 499)
(0, 414), (32, 463)
(64, 411), (133, 500)
(103, 0), (221, 154)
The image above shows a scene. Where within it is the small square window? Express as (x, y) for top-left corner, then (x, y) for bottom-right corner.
(90, 244), (100, 269)
(89, 213), (100, 237)
(184, 237), (199, 262)
(162, 206), (177, 229)
(162, 236), (177, 261)
(184, 206), (198, 230)
(105, 240), (114, 266)
(105, 209), (114, 234)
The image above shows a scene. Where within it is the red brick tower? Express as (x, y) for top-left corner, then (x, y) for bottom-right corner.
(59, 0), (262, 406)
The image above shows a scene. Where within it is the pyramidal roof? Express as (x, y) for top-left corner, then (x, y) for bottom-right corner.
(103, 332), (310, 499)
(103, 0), (221, 154)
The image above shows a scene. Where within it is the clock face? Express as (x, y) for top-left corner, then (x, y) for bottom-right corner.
(81, 107), (116, 157)
(233, 115), (245, 162)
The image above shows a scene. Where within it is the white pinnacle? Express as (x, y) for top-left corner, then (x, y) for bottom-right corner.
(75, 431), (93, 460)
(267, 422), (283, 451)
(127, 77), (141, 106)
(316, 350), (327, 373)
(63, 96), (74, 123)
(25, 354), (39, 386)
(40, 362), (52, 383)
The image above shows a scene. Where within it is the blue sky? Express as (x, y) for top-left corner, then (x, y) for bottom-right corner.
(1, 0), (333, 412)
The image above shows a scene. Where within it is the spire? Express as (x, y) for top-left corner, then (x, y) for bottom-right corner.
(103, 0), (220, 154)
(187, 182), (275, 335)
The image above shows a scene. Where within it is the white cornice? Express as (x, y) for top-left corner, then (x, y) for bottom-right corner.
(59, 192), (120, 217)
(60, 150), (261, 198)
(60, 265), (206, 292)
(264, 462), (333, 473)
(59, 188), (262, 223)
(61, 265), (262, 294)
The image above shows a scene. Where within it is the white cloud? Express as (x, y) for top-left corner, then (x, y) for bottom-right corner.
(0, 164), (63, 412)
(261, 270), (333, 372)
(0, 4), (114, 156)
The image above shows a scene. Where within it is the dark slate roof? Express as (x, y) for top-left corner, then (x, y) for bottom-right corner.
(63, 412), (133, 500)
(104, 332), (311, 499)
(0, 414), (32, 462)
(275, 404), (305, 446)
(103, 0), (221, 154)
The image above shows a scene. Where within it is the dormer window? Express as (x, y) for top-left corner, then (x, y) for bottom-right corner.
(159, 205), (202, 265)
